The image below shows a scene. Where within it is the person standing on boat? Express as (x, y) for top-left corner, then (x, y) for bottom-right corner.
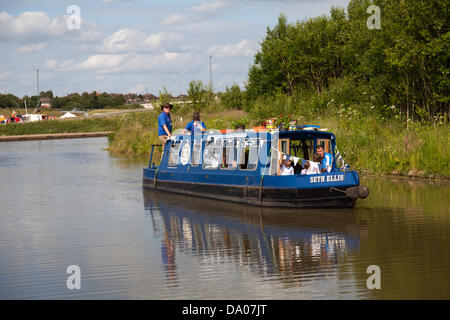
(185, 111), (206, 135)
(316, 145), (333, 173)
(158, 103), (173, 149)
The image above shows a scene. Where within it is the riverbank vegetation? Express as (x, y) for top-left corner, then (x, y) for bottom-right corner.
(246, 0), (449, 123)
(0, 117), (119, 136)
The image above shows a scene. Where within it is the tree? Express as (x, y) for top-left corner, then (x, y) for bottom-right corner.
(246, 0), (450, 120)
(0, 94), (21, 109)
(159, 87), (172, 105)
(40, 90), (53, 98)
(187, 80), (211, 110)
(221, 84), (244, 109)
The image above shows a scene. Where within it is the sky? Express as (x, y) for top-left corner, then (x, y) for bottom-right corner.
(0, 0), (351, 97)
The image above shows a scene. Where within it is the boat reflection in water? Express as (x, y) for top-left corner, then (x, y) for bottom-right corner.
(143, 190), (368, 291)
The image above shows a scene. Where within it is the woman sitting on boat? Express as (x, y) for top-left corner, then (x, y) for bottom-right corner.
(306, 154), (321, 175)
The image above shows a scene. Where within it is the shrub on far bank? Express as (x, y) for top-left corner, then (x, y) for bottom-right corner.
(221, 84), (245, 110)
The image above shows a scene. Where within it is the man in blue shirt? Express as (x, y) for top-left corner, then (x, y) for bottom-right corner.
(185, 111), (206, 135)
(316, 145), (333, 173)
(158, 103), (173, 150)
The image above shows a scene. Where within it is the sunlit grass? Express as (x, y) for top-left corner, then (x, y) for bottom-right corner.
(1, 101), (448, 178)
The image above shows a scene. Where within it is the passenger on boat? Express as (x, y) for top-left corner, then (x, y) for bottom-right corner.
(235, 124), (245, 131)
(210, 152), (220, 169)
(280, 154), (294, 176)
(158, 103), (173, 149)
(185, 111), (206, 134)
(316, 145), (333, 173)
(301, 161), (309, 175)
(306, 154), (321, 175)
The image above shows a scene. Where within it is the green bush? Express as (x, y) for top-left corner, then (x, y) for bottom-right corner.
(221, 84), (244, 110)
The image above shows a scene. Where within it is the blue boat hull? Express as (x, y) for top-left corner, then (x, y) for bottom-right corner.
(143, 167), (359, 208)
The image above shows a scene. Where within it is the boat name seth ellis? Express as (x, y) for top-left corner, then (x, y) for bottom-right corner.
(310, 174), (345, 183)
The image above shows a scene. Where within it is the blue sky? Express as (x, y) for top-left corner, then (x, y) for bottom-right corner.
(0, 0), (350, 97)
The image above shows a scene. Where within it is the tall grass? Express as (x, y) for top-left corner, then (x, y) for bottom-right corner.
(0, 117), (119, 136)
(2, 89), (447, 177)
(247, 77), (449, 177)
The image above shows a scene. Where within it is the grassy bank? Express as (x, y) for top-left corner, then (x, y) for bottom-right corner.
(1, 100), (447, 178)
(0, 117), (119, 136)
(314, 116), (449, 178)
(107, 99), (449, 178)
(0, 107), (150, 136)
(247, 83), (449, 178)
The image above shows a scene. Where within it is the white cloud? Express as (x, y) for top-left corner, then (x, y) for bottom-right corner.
(60, 59), (76, 70)
(99, 28), (183, 53)
(0, 11), (102, 44)
(54, 51), (197, 75)
(75, 54), (130, 71)
(162, 1), (231, 26)
(44, 59), (58, 68)
(102, 28), (145, 52)
(16, 42), (46, 52)
(162, 14), (187, 26)
(192, 1), (229, 15)
(206, 39), (257, 58)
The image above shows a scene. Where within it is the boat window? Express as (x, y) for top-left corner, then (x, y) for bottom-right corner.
(221, 138), (238, 170)
(317, 139), (331, 154)
(270, 134), (279, 175)
(191, 139), (202, 166)
(277, 138), (290, 175)
(202, 137), (221, 170)
(288, 139), (315, 160)
(239, 138), (259, 171)
(168, 140), (181, 167)
(279, 139), (290, 154)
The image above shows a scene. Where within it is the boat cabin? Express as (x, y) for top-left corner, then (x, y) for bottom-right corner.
(152, 127), (338, 176)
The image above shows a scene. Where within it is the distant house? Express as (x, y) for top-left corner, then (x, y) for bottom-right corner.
(40, 98), (52, 108)
(176, 94), (188, 101)
(143, 93), (158, 102)
(124, 93), (138, 104)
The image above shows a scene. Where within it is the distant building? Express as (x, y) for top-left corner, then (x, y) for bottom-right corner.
(40, 98), (52, 108)
(124, 93), (138, 104)
(177, 94), (188, 101)
(143, 93), (158, 102)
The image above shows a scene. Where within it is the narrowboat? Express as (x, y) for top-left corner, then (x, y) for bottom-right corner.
(143, 126), (369, 208)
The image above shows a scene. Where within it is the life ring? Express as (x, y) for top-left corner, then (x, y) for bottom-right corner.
(180, 143), (191, 166)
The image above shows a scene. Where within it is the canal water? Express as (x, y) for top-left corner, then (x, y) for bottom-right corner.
(0, 137), (448, 299)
